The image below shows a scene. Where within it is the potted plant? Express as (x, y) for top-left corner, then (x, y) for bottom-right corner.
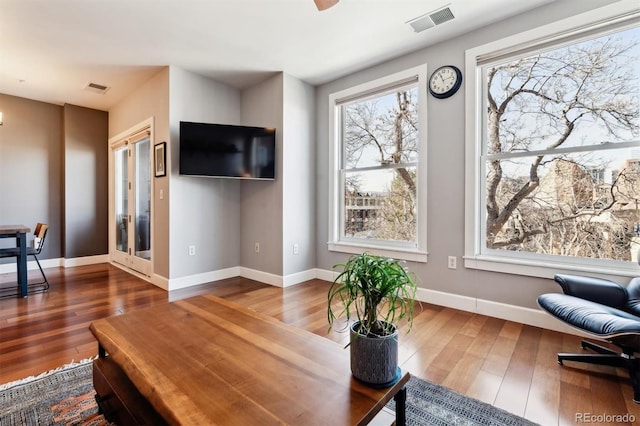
(327, 252), (417, 387)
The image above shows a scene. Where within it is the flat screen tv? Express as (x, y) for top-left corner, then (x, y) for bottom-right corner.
(179, 121), (276, 180)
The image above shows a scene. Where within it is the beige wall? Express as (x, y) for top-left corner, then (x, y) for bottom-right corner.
(108, 68), (171, 279)
(63, 104), (109, 258)
(0, 94), (108, 262)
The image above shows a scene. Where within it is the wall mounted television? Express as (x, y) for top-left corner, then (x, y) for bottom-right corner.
(179, 121), (276, 180)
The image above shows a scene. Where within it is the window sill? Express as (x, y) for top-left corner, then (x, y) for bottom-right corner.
(464, 255), (639, 281)
(328, 242), (428, 263)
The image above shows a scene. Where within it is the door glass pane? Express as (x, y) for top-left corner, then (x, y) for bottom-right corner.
(115, 145), (128, 253)
(134, 138), (151, 260)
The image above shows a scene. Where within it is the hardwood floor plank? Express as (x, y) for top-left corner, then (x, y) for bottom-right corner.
(559, 381), (593, 426)
(493, 325), (542, 416)
(466, 369), (504, 404)
(480, 332), (519, 379)
(524, 328), (562, 425)
(0, 263), (636, 425)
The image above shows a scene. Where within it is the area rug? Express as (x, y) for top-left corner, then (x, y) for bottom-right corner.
(387, 377), (538, 426)
(0, 359), (537, 426)
(0, 359), (110, 426)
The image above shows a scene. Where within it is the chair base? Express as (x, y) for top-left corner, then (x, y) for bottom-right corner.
(558, 340), (640, 404)
(0, 278), (49, 299)
(0, 254), (49, 299)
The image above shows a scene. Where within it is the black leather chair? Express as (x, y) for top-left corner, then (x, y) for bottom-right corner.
(538, 273), (640, 403)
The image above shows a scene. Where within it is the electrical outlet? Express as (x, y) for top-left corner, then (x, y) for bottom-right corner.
(254, 242), (260, 253)
(448, 256), (457, 269)
(189, 245), (196, 256)
(293, 243), (299, 255)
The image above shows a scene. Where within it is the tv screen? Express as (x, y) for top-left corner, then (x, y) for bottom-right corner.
(179, 121), (276, 180)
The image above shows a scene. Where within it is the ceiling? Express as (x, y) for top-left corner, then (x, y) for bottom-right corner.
(0, 0), (555, 111)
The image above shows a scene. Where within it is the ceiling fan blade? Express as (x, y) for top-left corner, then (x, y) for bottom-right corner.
(314, 0), (339, 11)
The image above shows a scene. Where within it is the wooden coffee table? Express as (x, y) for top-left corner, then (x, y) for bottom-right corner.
(89, 295), (409, 425)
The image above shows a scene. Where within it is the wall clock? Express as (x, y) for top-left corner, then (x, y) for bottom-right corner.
(428, 65), (462, 99)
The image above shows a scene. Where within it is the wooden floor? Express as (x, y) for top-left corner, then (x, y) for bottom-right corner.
(0, 263), (637, 425)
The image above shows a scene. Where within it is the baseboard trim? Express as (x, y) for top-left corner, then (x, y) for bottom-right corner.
(282, 269), (318, 287)
(312, 269), (584, 336)
(0, 255), (109, 274)
(0, 257), (65, 273)
(415, 287), (587, 337)
(315, 268), (339, 283)
(166, 267), (241, 291)
(64, 255), (109, 268)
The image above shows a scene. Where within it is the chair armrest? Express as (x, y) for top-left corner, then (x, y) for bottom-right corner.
(554, 274), (627, 308)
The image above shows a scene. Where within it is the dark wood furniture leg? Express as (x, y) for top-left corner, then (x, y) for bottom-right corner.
(17, 232), (27, 297)
(394, 386), (407, 426)
(93, 347), (166, 425)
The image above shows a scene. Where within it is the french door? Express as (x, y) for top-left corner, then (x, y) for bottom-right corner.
(111, 128), (152, 276)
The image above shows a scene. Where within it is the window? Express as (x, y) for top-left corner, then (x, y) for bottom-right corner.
(465, 4), (640, 277)
(329, 66), (428, 262)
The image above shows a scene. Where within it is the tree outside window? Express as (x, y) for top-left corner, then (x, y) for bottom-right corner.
(340, 85), (419, 245)
(482, 24), (640, 262)
(329, 66), (427, 259)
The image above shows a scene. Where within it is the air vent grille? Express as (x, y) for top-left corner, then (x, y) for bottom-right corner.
(429, 7), (455, 25)
(84, 82), (110, 95)
(407, 5), (455, 33)
(407, 15), (435, 33)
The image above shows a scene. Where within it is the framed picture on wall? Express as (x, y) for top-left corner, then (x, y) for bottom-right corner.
(155, 142), (166, 177)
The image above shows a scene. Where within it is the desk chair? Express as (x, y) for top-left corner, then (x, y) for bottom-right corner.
(0, 223), (49, 296)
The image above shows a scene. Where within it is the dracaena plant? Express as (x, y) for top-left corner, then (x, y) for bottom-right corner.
(328, 252), (417, 339)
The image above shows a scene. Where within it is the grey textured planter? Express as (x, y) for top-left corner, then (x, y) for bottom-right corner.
(349, 321), (399, 386)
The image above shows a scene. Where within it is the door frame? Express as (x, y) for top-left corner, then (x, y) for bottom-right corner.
(108, 117), (155, 278)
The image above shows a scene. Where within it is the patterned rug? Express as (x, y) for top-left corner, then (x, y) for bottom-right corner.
(387, 377), (538, 425)
(0, 359), (110, 426)
(0, 359), (537, 425)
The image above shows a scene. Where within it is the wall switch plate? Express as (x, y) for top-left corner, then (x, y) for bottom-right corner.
(448, 256), (457, 269)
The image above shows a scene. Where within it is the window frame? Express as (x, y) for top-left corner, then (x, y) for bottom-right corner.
(328, 65), (428, 262)
(464, 2), (640, 278)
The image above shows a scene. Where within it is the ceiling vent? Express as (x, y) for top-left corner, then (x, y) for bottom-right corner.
(83, 82), (110, 95)
(407, 5), (455, 33)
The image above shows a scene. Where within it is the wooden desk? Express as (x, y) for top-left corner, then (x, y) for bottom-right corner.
(90, 295), (409, 425)
(0, 225), (31, 298)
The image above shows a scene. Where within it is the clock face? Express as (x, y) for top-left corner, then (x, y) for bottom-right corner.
(429, 66), (462, 99)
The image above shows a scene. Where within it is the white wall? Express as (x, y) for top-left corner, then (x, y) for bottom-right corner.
(314, 0), (622, 310)
(108, 67), (316, 289)
(168, 67), (243, 283)
(282, 74), (316, 278)
(239, 73), (317, 284)
(240, 74), (284, 276)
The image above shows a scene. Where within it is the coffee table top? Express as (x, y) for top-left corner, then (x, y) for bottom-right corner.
(90, 294), (409, 425)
